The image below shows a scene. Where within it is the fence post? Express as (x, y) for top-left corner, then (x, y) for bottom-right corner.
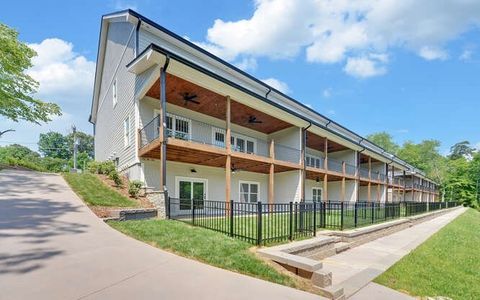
(191, 198), (195, 225)
(354, 202), (358, 228)
(289, 202), (293, 240)
(340, 202), (344, 230)
(257, 202), (263, 245)
(166, 196), (171, 219)
(313, 201), (317, 236)
(230, 200), (234, 237)
(371, 202), (375, 224)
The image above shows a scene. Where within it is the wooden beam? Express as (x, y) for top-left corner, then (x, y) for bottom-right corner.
(341, 161), (346, 201)
(226, 96), (231, 205)
(368, 182), (371, 202)
(324, 137), (328, 201)
(269, 139), (275, 205)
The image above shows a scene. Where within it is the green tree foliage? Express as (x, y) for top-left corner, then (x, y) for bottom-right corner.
(367, 132), (399, 154)
(449, 141), (474, 160)
(0, 23), (61, 124)
(38, 132), (70, 159)
(367, 132), (479, 207)
(0, 143), (39, 161)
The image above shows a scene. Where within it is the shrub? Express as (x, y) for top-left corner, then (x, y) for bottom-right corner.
(86, 161), (101, 173)
(40, 157), (68, 172)
(109, 170), (123, 186)
(99, 161), (116, 175)
(128, 180), (143, 198)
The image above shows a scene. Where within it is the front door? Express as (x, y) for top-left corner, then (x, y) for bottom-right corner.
(177, 178), (206, 210)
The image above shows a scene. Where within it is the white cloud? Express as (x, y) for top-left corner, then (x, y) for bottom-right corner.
(344, 56), (387, 78)
(322, 88), (332, 98)
(396, 129), (409, 134)
(1, 38), (95, 151)
(475, 142), (480, 151)
(327, 109), (336, 115)
(196, 0), (480, 77)
(262, 78), (290, 94)
(419, 46), (448, 61)
(234, 57), (258, 71)
(460, 49), (473, 60)
(27, 38), (95, 105)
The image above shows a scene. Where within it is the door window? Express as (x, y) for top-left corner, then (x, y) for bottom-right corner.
(177, 178), (206, 210)
(312, 187), (323, 201)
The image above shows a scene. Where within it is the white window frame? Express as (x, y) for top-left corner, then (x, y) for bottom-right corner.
(239, 180), (260, 203)
(312, 187), (323, 201)
(166, 113), (192, 140)
(306, 154), (323, 169)
(123, 116), (130, 147)
(175, 176), (208, 200)
(113, 78), (118, 107)
(212, 127), (226, 147)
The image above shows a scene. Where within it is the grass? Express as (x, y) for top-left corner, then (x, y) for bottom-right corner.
(63, 173), (138, 207)
(375, 208), (480, 300)
(108, 219), (298, 287)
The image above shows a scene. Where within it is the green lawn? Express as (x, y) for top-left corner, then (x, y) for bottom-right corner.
(375, 208), (480, 299)
(63, 173), (138, 207)
(108, 219), (297, 287)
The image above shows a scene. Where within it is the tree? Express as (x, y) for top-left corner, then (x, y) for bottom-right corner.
(0, 144), (40, 161)
(38, 132), (69, 159)
(0, 23), (61, 124)
(367, 132), (399, 154)
(449, 141), (475, 160)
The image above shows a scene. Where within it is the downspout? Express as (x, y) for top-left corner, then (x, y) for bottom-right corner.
(301, 122), (312, 202)
(160, 55), (170, 192)
(135, 18), (142, 56)
(265, 87), (272, 99)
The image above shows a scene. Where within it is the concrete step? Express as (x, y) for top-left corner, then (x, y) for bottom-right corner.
(334, 242), (351, 254)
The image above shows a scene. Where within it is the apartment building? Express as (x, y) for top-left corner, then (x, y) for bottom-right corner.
(89, 10), (439, 213)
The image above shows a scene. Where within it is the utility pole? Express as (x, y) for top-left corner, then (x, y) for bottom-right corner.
(72, 125), (78, 171)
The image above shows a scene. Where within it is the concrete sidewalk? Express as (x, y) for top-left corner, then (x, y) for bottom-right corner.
(321, 207), (466, 299)
(0, 169), (323, 300)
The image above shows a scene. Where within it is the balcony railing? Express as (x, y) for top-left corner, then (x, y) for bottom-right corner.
(359, 167), (370, 179)
(139, 113), (301, 164)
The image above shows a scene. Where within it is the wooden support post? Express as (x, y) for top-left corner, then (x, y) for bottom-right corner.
(323, 137), (328, 201)
(269, 139), (275, 206)
(225, 96), (231, 207)
(341, 161), (346, 201)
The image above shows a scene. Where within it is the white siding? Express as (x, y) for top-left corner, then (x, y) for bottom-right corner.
(94, 21), (138, 175)
(274, 171), (302, 203)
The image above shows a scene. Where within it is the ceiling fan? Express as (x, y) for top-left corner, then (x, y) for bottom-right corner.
(182, 92), (200, 105)
(248, 115), (262, 124)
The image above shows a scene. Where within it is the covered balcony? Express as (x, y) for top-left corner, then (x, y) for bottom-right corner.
(137, 73), (302, 174)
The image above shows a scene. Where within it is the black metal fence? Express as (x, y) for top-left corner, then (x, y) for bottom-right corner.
(168, 198), (460, 245)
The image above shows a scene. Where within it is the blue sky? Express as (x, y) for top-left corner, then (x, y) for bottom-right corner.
(1, 0), (479, 154)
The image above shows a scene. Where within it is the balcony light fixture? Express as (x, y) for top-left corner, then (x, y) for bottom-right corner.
(190, 168), (197, 173)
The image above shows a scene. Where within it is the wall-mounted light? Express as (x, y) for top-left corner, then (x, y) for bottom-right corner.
(190, 168), (197, 173)
(316, 177), (320, 183)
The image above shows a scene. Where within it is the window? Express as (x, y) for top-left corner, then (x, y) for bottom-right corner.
(165, 113), (191, 140)
(212, 128), (226, 147)
(123, 116), (130, 147)
(240, 181), (259, 203)
(306, 154), (322, 168)
(113, 78), (118, 107)
(212, 128), (256, 154)
(312, 187), (323, 201)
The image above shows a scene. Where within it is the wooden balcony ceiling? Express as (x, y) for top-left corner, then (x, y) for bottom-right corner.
(146, 74), (292, 134)
(306, 131), (347, 152)
(359, 152), (381, 164)
(306, 170), (346, 182)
